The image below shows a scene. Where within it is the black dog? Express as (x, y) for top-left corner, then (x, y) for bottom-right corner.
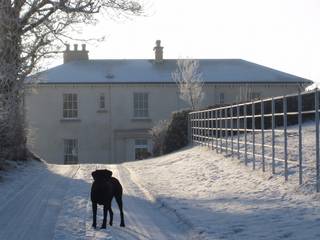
(91, 169), (125, 228)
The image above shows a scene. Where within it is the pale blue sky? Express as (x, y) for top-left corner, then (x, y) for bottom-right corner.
(48, 0), (320, 85)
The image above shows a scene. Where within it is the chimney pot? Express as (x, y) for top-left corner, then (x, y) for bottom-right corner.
(63, 43), (89, 63)
(153, 40), (164, 63)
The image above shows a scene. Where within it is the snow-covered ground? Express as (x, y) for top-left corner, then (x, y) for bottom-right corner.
(0, 123), (320, 239)
(0, 162), (189, 240)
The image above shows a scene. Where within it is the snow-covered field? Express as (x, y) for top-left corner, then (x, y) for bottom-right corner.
(1, 123), (320, 239)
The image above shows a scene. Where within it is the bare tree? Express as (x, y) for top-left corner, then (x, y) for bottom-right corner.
(0, 0), (143, 161)
(149, 120), (169, 156)
(172, 59), (204, 110)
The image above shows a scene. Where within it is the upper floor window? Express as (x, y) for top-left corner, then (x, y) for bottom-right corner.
(219, 93), (225, 104)
(99, 93), (106, 109)
(63, 93), (78, 118)
(64, 138), (78, 164)
(133, 93), (149, 118)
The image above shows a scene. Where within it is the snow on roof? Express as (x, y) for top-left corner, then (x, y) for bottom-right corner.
(33, 59), (313, 85)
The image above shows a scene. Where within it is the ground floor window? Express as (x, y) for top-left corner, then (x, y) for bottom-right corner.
(64, 139), (78, 164)
(134, 139), (150, 160)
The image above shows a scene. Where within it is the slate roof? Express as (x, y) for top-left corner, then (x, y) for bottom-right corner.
(32, 59), (313, 85)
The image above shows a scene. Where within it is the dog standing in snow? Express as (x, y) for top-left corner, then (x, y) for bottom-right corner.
(91, 169), (125, 229)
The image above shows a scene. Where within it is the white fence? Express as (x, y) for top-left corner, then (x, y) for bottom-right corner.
(189, 89), (320, 192)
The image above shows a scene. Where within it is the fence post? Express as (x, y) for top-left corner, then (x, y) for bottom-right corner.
(284, 96), (288, 181)
(204, 111), (206, 146)
(201, 112), (204, 146)
(194, 113), (199, 144)
(215, 110), (218, 153)
(231, 107), (234, 158)
(298, 92), (302, 185)
(197, 112), (201, 145)
(211, 110), (214, 150)
(192, 113), (194, 146)
(188, 113), (191, 145)
(208, 111), (211, 148)
(272, 97), (275, 174)
(261, 100), (265, 172)
(315, 89), (319, 192)
(220, 109), (222, 153)
(244, 103), (248, 165)
(225, 108), (228, 154)
(198, 112), (200, 144)
(206, 112), (209, 147)
(237, 105), (240, 159)
(252, 101), (256, 170)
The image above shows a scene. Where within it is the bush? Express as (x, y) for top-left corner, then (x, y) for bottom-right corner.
(149, 120), (170, 156)
(163, 109), (191, 154)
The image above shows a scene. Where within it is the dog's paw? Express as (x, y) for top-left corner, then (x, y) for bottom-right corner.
(120, 223), (125, 227)
(92, 224), (97, 229)
(109, 222), (113, 226)
(100, 225), (106, 229)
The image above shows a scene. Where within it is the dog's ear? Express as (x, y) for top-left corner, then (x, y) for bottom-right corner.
(91, 171), (98, 181)
(103, 169), (113, 178)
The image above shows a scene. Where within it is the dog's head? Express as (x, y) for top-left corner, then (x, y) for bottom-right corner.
(91, 169), (113, 181)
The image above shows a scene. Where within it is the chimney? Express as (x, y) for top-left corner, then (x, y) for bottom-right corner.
(63, 43), (89, 64)
(153, 40), (163, 63)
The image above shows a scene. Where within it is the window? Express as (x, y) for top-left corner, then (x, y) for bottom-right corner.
(99, 93), (105, 109)
(219, 93), (225, 104)
(133, 93), (148, 118)
(63, 93), (78, 118)
(64, 139), (78, 164)
(135, 139), (150, 160)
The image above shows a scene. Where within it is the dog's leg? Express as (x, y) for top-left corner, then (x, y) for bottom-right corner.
(92, 202), (97, 228)
(109, 206), (113, 226)
(101, 205), (107, 229)
(115, 195), (125, 227)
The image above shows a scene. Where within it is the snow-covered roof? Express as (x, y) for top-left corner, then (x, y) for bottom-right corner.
(33, 59), (312, 85)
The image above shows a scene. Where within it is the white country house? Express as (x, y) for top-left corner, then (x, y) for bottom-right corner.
(26, 41), (312, 164)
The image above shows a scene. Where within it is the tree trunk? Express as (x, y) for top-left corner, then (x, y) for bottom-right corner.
(0, 2), (27, 161)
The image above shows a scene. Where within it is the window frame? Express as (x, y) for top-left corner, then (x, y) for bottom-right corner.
(134, 139), (149, 160)
(63, 93), (78, 119)
(133, 92), (149, 118)
(99, 93), (106, 110)
(63, 138), (78, 164)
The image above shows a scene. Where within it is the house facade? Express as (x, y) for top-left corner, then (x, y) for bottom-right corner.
(25, 41), (312, 164)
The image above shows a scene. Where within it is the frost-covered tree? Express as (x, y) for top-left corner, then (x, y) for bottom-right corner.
(172, 59), (204, 110)
(0, 0), (143, 161)
(149, 120), (169, 156)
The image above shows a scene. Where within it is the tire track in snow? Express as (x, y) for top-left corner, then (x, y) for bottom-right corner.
(0, 164), (79, 240)
(110, 164), (188, 240)
(0, 164), (49, 213)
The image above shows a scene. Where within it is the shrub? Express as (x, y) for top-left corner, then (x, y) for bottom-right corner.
(149, 120), (170, 156)
(163, 109), (191, 154)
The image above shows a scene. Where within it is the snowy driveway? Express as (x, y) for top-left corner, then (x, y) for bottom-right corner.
(0, 162), (189, 240)
(2, 138), (320, 240)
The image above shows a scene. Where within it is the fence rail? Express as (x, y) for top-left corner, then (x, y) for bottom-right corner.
(189, 89), (320, 192)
